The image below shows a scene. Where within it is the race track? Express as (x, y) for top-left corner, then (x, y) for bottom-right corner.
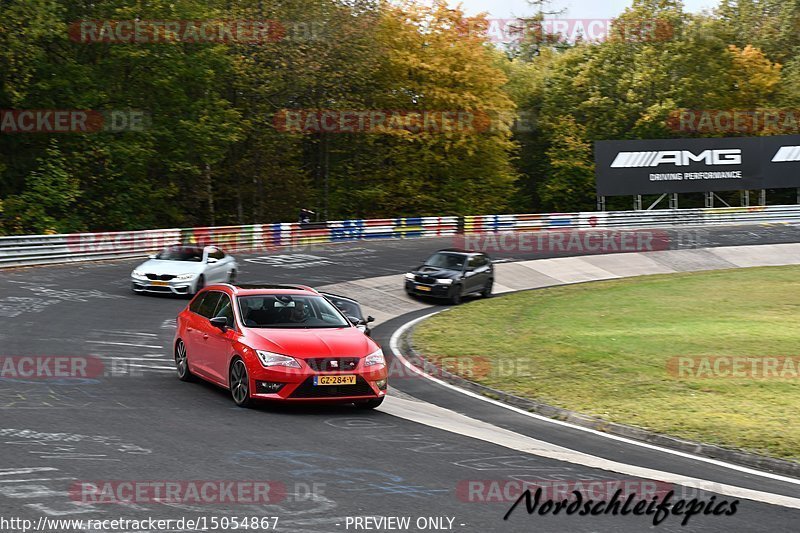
(1, 225), (799, 532)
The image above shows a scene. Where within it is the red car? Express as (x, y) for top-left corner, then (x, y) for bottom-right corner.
(173, 284), (388, 408)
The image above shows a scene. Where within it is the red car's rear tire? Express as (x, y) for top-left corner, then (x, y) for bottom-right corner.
(175, 340), (194, 382)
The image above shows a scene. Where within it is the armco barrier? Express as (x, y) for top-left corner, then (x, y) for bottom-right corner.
(0, 229), (182, 269)
(464, 205), (800, 232)
(0, 217), (458, 269)
(0, 206), (798, 269)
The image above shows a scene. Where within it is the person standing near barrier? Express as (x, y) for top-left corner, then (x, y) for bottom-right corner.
(298, 208), (315, 224)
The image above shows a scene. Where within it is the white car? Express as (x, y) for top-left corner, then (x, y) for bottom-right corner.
(131, 245), (237, 296)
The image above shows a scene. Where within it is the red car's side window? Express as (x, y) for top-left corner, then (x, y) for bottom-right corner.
(188, 293), (206, 314)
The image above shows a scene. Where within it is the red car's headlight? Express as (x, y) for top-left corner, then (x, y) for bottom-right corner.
(364, 348), (385, 367)
(256, 351), (301, 369)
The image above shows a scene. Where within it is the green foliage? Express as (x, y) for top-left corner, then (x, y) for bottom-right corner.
(2, 0), (800, 233)
(507, 0), (799, 211)
(539, 116), (595, 211)
(3, 141), (81, 234)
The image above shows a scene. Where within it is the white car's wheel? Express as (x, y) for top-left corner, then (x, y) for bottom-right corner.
(192, 275), (205, 296)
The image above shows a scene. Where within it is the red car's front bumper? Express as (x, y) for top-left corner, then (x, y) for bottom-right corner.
(245, 359), (388, 402)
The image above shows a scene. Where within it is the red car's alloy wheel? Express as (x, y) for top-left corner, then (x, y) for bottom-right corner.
(175, 340), (193, 382)
(229, 359), (251, 407)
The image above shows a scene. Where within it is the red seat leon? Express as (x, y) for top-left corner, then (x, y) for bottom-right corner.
(173, 284), (388, 408)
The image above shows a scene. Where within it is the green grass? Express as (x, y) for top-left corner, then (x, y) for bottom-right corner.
(413, 266), (800, 461)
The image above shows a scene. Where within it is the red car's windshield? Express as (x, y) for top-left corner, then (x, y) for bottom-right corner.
(238, 295), (350, 328)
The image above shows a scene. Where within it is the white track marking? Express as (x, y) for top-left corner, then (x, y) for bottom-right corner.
(389, 313), (800, 487)
(92, 356), (171, 361)
(0, 477), (76, 483)
(380, 395), (800, 509)
(87, 341), (163, 349)
(122, 364), (174, 370)
(97, 330), (159, 337)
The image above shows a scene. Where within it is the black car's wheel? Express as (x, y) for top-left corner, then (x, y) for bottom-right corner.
(355, 397), (384, 409)
(229, 358), (252, 408)
(175, 340), (194, 382)
(228, 269), (237, 284)
(449, 284), (462, 305)
(481, 279), (494, 298)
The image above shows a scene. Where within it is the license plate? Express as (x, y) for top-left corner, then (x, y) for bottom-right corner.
(151, 280), (169, 286)
(416, 285), (432, 292)
(314, 375), (356, 386)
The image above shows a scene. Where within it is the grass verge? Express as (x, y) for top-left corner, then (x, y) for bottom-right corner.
(413, 266), (800, 461)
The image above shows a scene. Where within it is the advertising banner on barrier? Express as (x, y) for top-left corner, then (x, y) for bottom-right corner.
(594, 134), (800, 196)
(759, 135), (800, 188)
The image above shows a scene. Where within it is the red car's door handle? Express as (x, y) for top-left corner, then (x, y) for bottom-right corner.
(187, 327), (193, 332)
(203, 334), (209, 339)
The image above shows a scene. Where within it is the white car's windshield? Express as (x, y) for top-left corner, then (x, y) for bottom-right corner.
(239, 295), (350, 328)
(155, 247), (204, 262)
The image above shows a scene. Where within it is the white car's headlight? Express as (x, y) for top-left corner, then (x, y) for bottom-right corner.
(435, 279), (454, 285)
(131, 270), (147, 279)
(175, 273), (197, 281)
(256, 351), (301, 369)
(404, 273), (415, 280)
(364, 348), (385, 367)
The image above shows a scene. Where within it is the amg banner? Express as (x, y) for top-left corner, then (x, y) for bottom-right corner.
(594, 135), (800, 196)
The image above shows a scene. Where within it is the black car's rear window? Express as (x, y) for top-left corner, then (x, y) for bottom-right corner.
(327, 298), (362, 320)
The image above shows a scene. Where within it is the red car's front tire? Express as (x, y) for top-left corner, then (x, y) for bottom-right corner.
(229, 358), (252, 408)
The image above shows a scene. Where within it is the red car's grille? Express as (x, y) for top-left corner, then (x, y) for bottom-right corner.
(304, 357), (359, 372)
(290, 376), (375, 398)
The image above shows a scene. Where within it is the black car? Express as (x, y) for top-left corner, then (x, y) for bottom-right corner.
(404, 249), (493, 304)
(321, 292), (375, 336)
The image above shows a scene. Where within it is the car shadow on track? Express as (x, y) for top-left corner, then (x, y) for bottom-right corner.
(185, 373), (387, 417)
(132, 291), (193, 300)
(406, 293), (486, 307)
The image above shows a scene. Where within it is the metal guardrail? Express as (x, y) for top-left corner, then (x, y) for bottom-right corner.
(0, 206), (797, 269)
(0, 217), (458, 269)
(464, 205), (800, 232)
(0, 229), (182, 269)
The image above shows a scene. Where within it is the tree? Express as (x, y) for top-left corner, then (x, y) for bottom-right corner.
(538, 116), (596, 211)
(3, 142), (80, 234)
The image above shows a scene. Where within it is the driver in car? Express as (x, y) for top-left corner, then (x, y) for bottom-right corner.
(288, 300), (308, 323)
